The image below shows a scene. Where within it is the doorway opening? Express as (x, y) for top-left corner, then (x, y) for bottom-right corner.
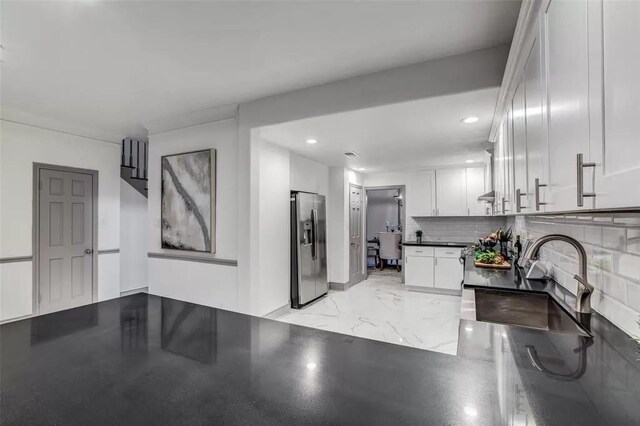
(33, 163), (99, 316)
(365, 186), (405, 280)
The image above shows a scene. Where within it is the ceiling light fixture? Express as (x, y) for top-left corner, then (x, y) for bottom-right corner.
(465, 159), (475, 164)
(464, 406), (478, 417)
(306, 139), (318, 144)
(357, 167), (366, 171)
(461, 116), (479, 124)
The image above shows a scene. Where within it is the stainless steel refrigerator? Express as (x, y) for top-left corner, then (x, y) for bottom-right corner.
(290, 191), (328, 308)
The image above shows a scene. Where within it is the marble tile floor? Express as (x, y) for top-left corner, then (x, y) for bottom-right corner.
(275, 273), (462, 355)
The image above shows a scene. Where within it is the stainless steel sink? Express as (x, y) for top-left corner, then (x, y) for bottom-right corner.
(472, 288), (590, 336)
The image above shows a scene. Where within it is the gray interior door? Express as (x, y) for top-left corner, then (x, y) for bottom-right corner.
(349, 184), (363, 282)
(39, 168), (94, 315)
(313, 195), (328, 297)
(296, 192), (316, 305)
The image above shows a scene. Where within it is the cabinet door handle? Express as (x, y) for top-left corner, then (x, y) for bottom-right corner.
(534, 178), (547, 211)
(577, 153), (596, 207)
(501, 197), (510, 213)
(515, 188), (527, 213)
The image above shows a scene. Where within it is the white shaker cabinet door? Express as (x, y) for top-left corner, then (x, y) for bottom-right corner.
(512, 79), (529, 213)
(524, 26), (550, 213)
(435, 168), (467, 216)
(544, 0), (593, 211)
(434, 257), (463, 291)
(465, 167), (486, 216)
(404, 256), (434, 288)
(407, 170), (436, 217)
(593, 1), (640, 209)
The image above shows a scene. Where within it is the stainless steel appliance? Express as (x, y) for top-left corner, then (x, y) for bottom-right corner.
(290, 191), (328, 308)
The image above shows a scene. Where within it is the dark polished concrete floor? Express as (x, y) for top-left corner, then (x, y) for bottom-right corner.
(1, 292), (639, 425)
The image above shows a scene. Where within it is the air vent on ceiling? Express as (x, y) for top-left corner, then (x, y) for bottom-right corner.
(344, 152), (359, 158)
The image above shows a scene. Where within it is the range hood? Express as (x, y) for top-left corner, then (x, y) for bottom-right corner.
(477, 190), (495, 202)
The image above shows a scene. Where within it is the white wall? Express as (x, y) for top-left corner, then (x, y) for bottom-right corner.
(289, 152), (329, 196)
(0, 120), (121, 321)
(256, 140), (291, 315)
(119, 181), (148, 293)
(147, 118), (239, 310)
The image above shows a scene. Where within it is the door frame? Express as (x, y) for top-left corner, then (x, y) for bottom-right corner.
(32, 163), (99, 315)
(363, 185), (406, 280)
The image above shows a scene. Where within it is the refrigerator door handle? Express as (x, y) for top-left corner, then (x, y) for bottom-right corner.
(311, 209), (317, 260)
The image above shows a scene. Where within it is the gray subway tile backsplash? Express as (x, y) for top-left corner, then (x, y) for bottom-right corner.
(411, 216), (507, 243)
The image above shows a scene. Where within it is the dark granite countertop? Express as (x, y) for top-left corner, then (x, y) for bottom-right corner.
(402, 240), (472, 247)
(2, 288), (639, 424)
(459, 254), (640, 425)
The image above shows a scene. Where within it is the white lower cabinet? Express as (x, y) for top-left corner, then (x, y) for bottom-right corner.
(434, 258), (463, 291)
(404, 255), (435, 287)
(404, 246), (463, 293)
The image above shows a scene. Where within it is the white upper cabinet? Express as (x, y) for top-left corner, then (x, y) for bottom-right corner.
(511, 80), (528, 213)
(545, 0), (593, 211)
(494, 122), (506, 214)
(435, 168), (467, 216)
(524, 24), (549, 213)
(406, 170), (436, 217)
(593, 1), (640, 209)
(465, 167), (486, 216)
(490, 0), (640, 215)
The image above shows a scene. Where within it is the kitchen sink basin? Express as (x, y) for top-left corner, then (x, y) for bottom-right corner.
(473, 288), (590, 336)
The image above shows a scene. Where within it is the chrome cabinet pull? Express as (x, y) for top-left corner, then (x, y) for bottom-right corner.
(515, 188), (527, 213)
(534, 178), (547, 211)
(577, 153), (596, 207)
(501, 197), (510, 213)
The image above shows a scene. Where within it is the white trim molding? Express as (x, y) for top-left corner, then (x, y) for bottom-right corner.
(489, 0), (549, 142)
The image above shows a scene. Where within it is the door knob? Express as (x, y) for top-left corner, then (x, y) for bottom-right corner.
(84, 248), (94, 255)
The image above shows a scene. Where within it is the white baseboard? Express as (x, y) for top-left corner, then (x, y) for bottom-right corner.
(120, 286), (148, 297)
(406, 285), (461, 296)
(263, 303), (291, 319)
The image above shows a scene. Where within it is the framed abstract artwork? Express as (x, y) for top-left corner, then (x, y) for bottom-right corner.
(161, 149), (216, 253)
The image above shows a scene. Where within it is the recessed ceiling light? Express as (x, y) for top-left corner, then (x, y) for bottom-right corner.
(357, 167), (366, 171)
(465, 159), (475, 164)
(306, 362), (317, 370)
(306, 139), (318, 144)
(461, 116), (479, 124)
(464, 406), (478, 417)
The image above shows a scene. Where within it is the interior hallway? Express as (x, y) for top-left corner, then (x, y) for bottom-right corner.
(275, 273), (461, 355)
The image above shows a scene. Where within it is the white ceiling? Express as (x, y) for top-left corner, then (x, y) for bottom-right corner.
(259, 87), (499, 173)
(1, 1), (520, 139)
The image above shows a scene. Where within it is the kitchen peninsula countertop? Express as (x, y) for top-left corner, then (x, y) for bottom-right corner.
(1, 284), (639, 424)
